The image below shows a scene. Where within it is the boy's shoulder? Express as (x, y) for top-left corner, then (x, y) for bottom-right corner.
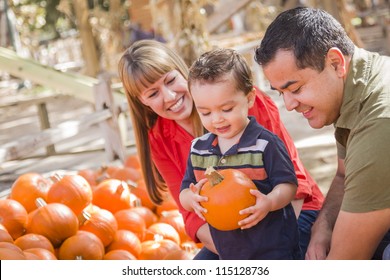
(191, 132), (215, 150)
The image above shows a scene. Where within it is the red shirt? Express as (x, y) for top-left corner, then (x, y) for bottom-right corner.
(149, 87), (324, 242)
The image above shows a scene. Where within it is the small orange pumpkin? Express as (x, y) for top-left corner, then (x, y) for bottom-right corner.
(105, 230), (142, 258)
(114, 209), (146, 241)
(58, 230), (105, 260)
(199, 167), (257, 231)
(10, 173), (51, 213)
(144, 222), (181, 245)
(79, 207), (118, 247)
(103, 249), (137, 260)
(139, 237), (181, 260)
(0, 199), (28, 239)
(14, 233), (55, 253)
(26, 198), (79, 247)
(23, 248), (57, 260)
(47, 174), (93, 216)
(92, 179), (137, 213)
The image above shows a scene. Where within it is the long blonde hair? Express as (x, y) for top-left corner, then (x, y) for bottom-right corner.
(118, 40), (203, 204)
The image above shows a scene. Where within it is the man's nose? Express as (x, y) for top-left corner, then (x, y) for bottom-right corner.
(283, 92), (299, 111)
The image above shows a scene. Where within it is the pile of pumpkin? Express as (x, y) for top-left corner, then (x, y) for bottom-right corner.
(0, 155), (201, 260)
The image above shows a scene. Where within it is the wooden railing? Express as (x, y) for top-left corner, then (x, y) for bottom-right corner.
(0, 47), (128, 163)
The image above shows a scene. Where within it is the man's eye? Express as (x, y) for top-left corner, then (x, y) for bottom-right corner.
(292, 87), (301, 94)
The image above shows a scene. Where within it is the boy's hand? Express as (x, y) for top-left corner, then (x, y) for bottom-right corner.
(188, 178), (208, 220)
(237, 189), (272, 230)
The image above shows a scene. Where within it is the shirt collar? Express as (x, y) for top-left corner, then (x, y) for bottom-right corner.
(335, 47), (372, 129)
(199, 116), (264, 156)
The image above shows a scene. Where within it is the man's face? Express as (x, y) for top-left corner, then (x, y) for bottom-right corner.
(262, 50), (345, 129)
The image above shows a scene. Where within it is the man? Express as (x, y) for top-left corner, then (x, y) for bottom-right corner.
(254, 7), (390, 259)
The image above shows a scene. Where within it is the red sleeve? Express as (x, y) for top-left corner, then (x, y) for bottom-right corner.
(149, 120), (205, 242)
(249, 87), (314, 200)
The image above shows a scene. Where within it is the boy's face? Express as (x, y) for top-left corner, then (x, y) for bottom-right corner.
(190, 76), (255, 142)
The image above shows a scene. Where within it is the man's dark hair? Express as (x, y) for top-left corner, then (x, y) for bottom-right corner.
(255, 7), (355, 71)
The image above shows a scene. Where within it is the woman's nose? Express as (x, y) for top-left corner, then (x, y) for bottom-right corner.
(162, 86), (176, 102)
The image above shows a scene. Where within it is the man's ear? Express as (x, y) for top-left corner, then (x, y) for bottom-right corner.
(326, 47), (347, 77)
(247, 88), (256, 108)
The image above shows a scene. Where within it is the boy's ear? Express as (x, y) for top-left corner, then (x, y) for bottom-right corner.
(247, 88), (256, 108)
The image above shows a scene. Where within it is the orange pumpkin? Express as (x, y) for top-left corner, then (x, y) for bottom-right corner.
(105, 230), (142, 258)
(77, 169), (99, 187)
(47, 174), (93, 215)
(109, 167), (142, 185)
(103, 249), (137, 260)
(139, 238), (181, 260)
(92, 179), (137, 213)
(0, 242), (26, 260)
(10, 173), (51, 213)
(163, 248), (195, 260)
(124, 154), (141, 170)
(14, 233), (55, 253)
(128, 206), (158, 228)
(0, 229), (13, 243)
(130, 179), (156, 210)
(0, 199), (28, 239)
(79, 207), (118, 247)
(114, 209), (146, 241)
(199, 167), (257, 231)
(23, 248), (57, 260)
(26, 198), (79, 247)
(155, 192), (178, 216)
(144, 222), (181, 245)
(159, 210), (191, 243)
(58, 231), (105, 260)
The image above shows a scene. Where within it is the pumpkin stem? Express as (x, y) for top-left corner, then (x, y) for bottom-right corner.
(50, 173), (62, 183)
(35, 197), (47, 208)
(204, 167), (224, 187)
(79, 211), (91, 225)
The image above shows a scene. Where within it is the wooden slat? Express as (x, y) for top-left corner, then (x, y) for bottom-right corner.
(0, 109), (112, 162)
(0, 47), (124, 104)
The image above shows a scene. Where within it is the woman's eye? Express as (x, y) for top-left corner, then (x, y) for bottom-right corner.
(148, 91), (158, 98)
(200, 112), (210, 116)
(166, 76), (176, 84)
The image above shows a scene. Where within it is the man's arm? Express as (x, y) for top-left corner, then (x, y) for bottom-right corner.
(305, 157), (345, 260)
(327, 208), (390, 259)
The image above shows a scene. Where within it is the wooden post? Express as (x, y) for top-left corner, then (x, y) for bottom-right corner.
(94, 73), (126, 163)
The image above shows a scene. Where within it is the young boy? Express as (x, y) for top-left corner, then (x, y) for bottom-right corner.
(179, 48), (301, 260)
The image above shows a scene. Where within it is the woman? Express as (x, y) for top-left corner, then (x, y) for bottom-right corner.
(118, 40), (323, 259)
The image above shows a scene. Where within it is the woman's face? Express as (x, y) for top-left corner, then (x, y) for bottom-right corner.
(138, 70), (194, 122)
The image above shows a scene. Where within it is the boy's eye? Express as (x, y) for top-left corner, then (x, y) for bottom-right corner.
(222, 108), (233, 112)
